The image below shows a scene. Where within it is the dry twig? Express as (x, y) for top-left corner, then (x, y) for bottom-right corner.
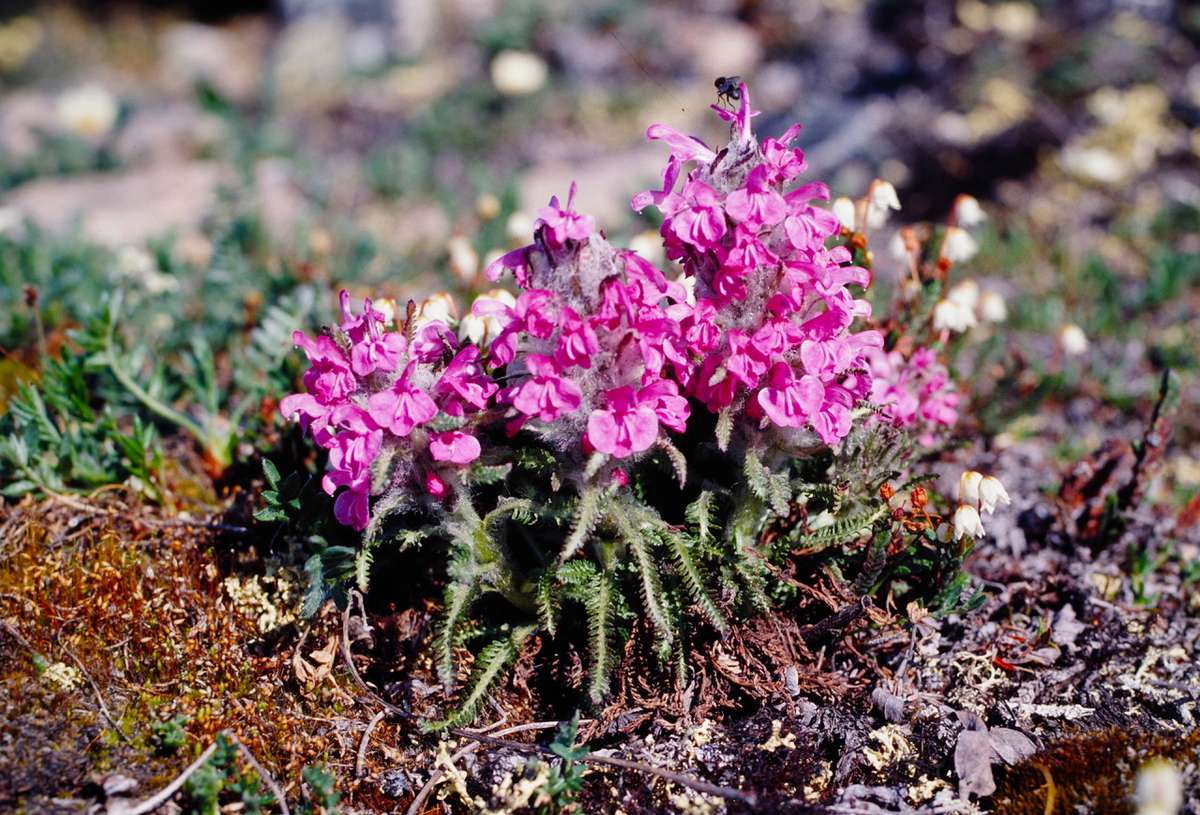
(117, 731), (290, 815)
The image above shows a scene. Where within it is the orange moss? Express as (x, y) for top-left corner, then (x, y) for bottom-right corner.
(0, 497), (379, 808)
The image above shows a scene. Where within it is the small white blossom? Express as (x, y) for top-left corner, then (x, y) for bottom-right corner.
(933, 299), (977, 333)
(832, 197), (857, 231)
(953, 194), (987, 228)
(446, 236), (479, 285)
(980, 290), (1008, 322)
(958, 470), (983, 507)
(629, 230), (665, 267)
(459, 288), (516, 346)
(57, 84), (118, 139)
(867, 180), (901, 228)
(871, 180), (901, 212)
(888, 230), (909, 262)
(506, 210), (536, 244)
(946, 279), (980, 311)
(978, 475), (1011, 514)
(1059, 323), (1089, 356)
(414, 292), (459, 330)
(490, 50), (548, 96)
(941, 226), (979, 262)
(475, 192), (501, 220)
(953, 504), (987, 540)
(1135, 758), (1183, 815)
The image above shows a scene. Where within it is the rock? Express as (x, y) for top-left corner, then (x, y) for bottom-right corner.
(272, 13), (351, 114)
(160, 21), (268, 103)
(1, 162), (224, 246)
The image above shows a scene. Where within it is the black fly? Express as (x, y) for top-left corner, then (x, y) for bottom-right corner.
(714, 75), (742, 107)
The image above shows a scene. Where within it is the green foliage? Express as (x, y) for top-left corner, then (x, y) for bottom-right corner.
(151, 715), (189, 756)
(0, 351), (161, 500)
(299, 765), (341, 815)
(181, 735), (282, 815)
(539, 712), (589, 814)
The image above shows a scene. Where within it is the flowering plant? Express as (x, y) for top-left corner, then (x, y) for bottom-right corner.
(279, 83), (997, 725)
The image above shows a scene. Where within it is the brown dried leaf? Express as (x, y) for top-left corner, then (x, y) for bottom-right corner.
(955, 729), (996, 799)
(989, 727), (1037, 765)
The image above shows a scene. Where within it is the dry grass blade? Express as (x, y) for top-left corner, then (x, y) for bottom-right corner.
(116, 731), (290, 815)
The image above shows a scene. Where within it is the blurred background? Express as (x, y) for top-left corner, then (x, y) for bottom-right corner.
(0, 0), (1197, 472)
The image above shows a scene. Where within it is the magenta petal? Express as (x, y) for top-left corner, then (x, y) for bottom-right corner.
(585, 410), (620, 455)
(645, 124), (716, 164)
(429, 431), (481, 465)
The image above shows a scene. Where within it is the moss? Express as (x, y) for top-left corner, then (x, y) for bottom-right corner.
(992, 727), (1200, 815)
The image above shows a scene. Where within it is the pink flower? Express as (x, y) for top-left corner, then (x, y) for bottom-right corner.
(632, 155), (683, 214)
(429, 430), (482, 465)
(537, 182), (596, 248)
(293, 332), (356, 403)
(334, 487), (371, 530)
(350, 330), (406, 376)
(757, 363), (822, 428)
(436, 346), (498, 415)
(367, 365), (438, 436)
(484, 245), (532, 285)
(644, 123), (717, 165)
(760, 126), (806, 183)
(725, 165), (787, 229)
(709, 80), (758, 143)
(410, 321), (457, 363)
(667, 180), (727, 250)
(585, 386), (660, 458)
(682, 299), (722, 354)
(638, 380), (689, 433)
(554, 307), (600, 369)
(510, 355), (582, 421)
(425, 471), (449, 499)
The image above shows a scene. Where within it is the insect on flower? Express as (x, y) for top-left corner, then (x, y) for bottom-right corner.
(714, 75), (743, 107)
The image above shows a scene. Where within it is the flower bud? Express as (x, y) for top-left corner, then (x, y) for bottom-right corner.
(978, 475), (1010, 514)
(414, 292), (459, 331)
(942, 226), (979, 263)
(947, 279), (980, 310)
(506, 210), (535, 244)
(933, 299), (977, 333)
(490, 49), (548, 96)
(953, 504), (986, 540)
(446, 236), (479, 285)
(832, 197), (857, 231)
(57, 84), (118, 138)
(475, 192), (501, 220)
(958, 470), (983, 506)
(1059, 323), (1088, 356)
(953, 194), (987, 228)
(980, 290), (1008, 322)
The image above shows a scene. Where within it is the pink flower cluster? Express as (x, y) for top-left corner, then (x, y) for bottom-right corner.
(483, 184), (692, 458)
(279, 292), (495, 529)
(631, 82), (883, 444)
(865, 347), (961, 445)
(282, 82), (950, 531)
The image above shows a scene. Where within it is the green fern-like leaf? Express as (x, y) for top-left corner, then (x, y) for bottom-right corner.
(654, 438), (687, 488)
(582, 573), (617, 703)
(436, 578), (480, 689)
(794, 503), (889, 552)
(662, 528), (728, 635)
(536, 570), (561, 636)
(427, 624), (535, 730)
(686, 491), (719, 548)
(611, 507), (672, 647)
(559, 486), (602, 564)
